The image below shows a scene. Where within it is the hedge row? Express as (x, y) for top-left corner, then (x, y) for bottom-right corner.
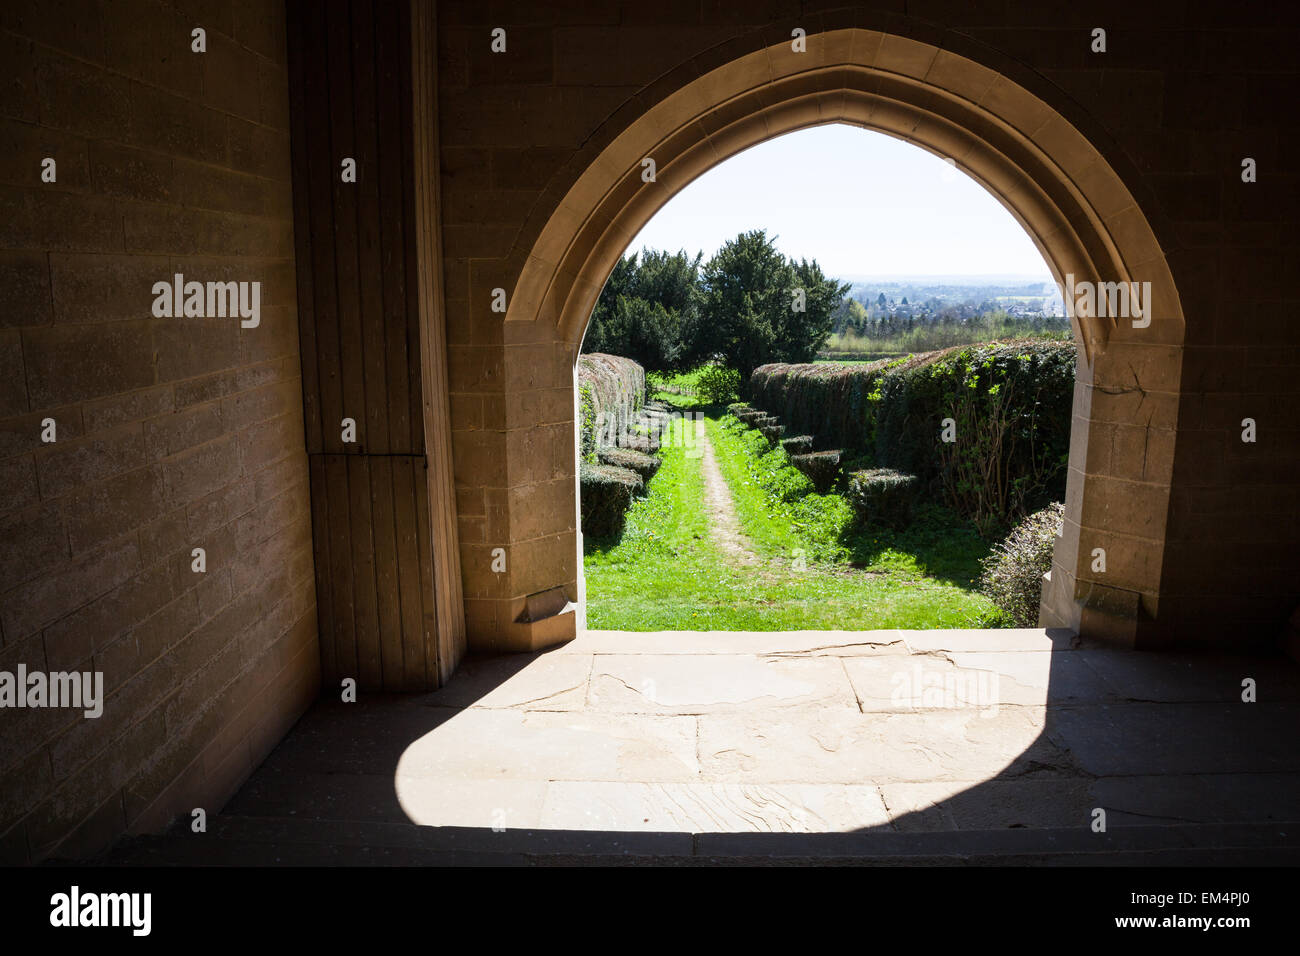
(750, 339), (1076, 520)
(577, 352), (646, 460)
(579, 463), (643, 539)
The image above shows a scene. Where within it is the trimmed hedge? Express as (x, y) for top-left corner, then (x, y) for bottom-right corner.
(781, 434), (814, 456)
(751, 339), (1075, 523)
(597, 446), (662, 482)
(623, 433), (660, 455)
(580, 463), (644, 539)
(577, 353), (646, 460)
(846, 468), (919, 528)
(790, 449), (841, 491)
(759, 422), (785, 445)
(979, 502), (1064, 626)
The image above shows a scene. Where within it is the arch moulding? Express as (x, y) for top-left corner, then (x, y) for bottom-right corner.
(488, 27), (1185, 650)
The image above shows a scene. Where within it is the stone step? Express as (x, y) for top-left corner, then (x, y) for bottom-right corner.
(99, 814), (1300, 866)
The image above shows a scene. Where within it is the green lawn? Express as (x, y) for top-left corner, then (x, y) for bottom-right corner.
(582, 406), (1007, 630)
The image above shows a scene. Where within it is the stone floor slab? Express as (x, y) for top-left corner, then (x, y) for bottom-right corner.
(1075, 649), (1300, 703)
(393, 777), (548, 829)
(418, 650), (592, 710)
(586, 654), (859, 714)
(842, 653), (1090, 712)
(393, 709), (700, 782)
(902, 627), (1080, 654)
(698, 704), (1066, 784)
(1047, 702), (1300, 776)
(565, 629), (909, 656)
(539, 781), (891, 832)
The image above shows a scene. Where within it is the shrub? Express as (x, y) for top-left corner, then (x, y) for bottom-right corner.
(749, 340), (1076, 527)
(727, 402), (752, 417)
(781, 434), (813, 456)
(622, 433), (660, 455)
(759, 422), (785, 445)
(846, 468), (919, 528)
(696, 363), (742, 404)
(978, 502), (1064, 626)
(789, 449), (842, 492)
(577, 353), (646, 455)
(579, 463), (644, 539)
(597, 447), (661, 482)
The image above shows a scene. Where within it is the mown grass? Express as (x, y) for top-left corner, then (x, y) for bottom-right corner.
(582, 405), (1008, 630)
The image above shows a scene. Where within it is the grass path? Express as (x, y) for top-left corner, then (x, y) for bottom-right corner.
(697, 423), (759, 566)
(582, 403), (1004, 630)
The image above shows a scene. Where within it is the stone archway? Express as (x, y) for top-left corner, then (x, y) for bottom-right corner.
(473, 27), (1184, 652)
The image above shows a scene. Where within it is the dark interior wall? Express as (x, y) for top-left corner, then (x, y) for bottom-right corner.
(286, 0), (449, 692)
(0, 0), (316, 862)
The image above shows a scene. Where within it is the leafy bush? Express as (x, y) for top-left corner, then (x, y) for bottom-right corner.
(597, 447), (661, 482)
(749, 340), (1075, 527)
(846, 468), (919, 529)
(728, 422), (813, 502)
(780, 434), (813, 456)
(789, 449), (841, 492)
(759, 422), (785, 445)
(580, 464), (644, 539)
(696, 363), (742, 404)
(978, 502), (1064, 626)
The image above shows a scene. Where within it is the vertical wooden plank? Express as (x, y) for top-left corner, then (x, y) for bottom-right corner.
(375, 0), (413, 454)
(369, 456), (406, 688)
(327, 0), (366, 463)
(413, 457), (437, 689)
(346, 455), (382, 688)
(307, 454), (336, 684)
(410, 0), (467, 683)
(391, 456), (426, 688)
(351, 0), (391, 457)
(324, 455), (359, 681)
(285, 0), (323, 454)
(400, 1), (425, 456)
(303, 5), (344, 454)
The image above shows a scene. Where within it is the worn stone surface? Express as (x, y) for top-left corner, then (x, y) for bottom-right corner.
(586, 654), (859, 714)
(96, 628), (1300, 865)
(539, 781), (891, 832)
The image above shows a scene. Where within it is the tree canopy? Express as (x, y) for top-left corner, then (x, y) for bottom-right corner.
(582, 230), (848, 385)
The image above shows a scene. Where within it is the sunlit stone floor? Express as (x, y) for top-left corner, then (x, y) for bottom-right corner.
(107, 628), (1300, 864)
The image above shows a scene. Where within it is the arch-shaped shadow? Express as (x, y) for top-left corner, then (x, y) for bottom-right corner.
(115, 627), (1298, 865)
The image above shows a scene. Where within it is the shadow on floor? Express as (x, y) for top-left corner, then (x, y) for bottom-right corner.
(102, 627), (1300, 865)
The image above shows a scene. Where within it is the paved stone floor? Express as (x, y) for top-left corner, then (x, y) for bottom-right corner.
(109, 628), (1300, 864)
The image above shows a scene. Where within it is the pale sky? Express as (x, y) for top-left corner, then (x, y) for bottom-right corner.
(627, 123), (1053, 280)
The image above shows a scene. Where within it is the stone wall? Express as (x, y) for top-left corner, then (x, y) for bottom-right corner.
(0, 0), (315, 862)
(438, 0), (1300, 652)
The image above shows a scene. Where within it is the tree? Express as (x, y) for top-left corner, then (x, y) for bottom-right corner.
(689, 230), (849, 386)
(582, 249), (702, 372)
